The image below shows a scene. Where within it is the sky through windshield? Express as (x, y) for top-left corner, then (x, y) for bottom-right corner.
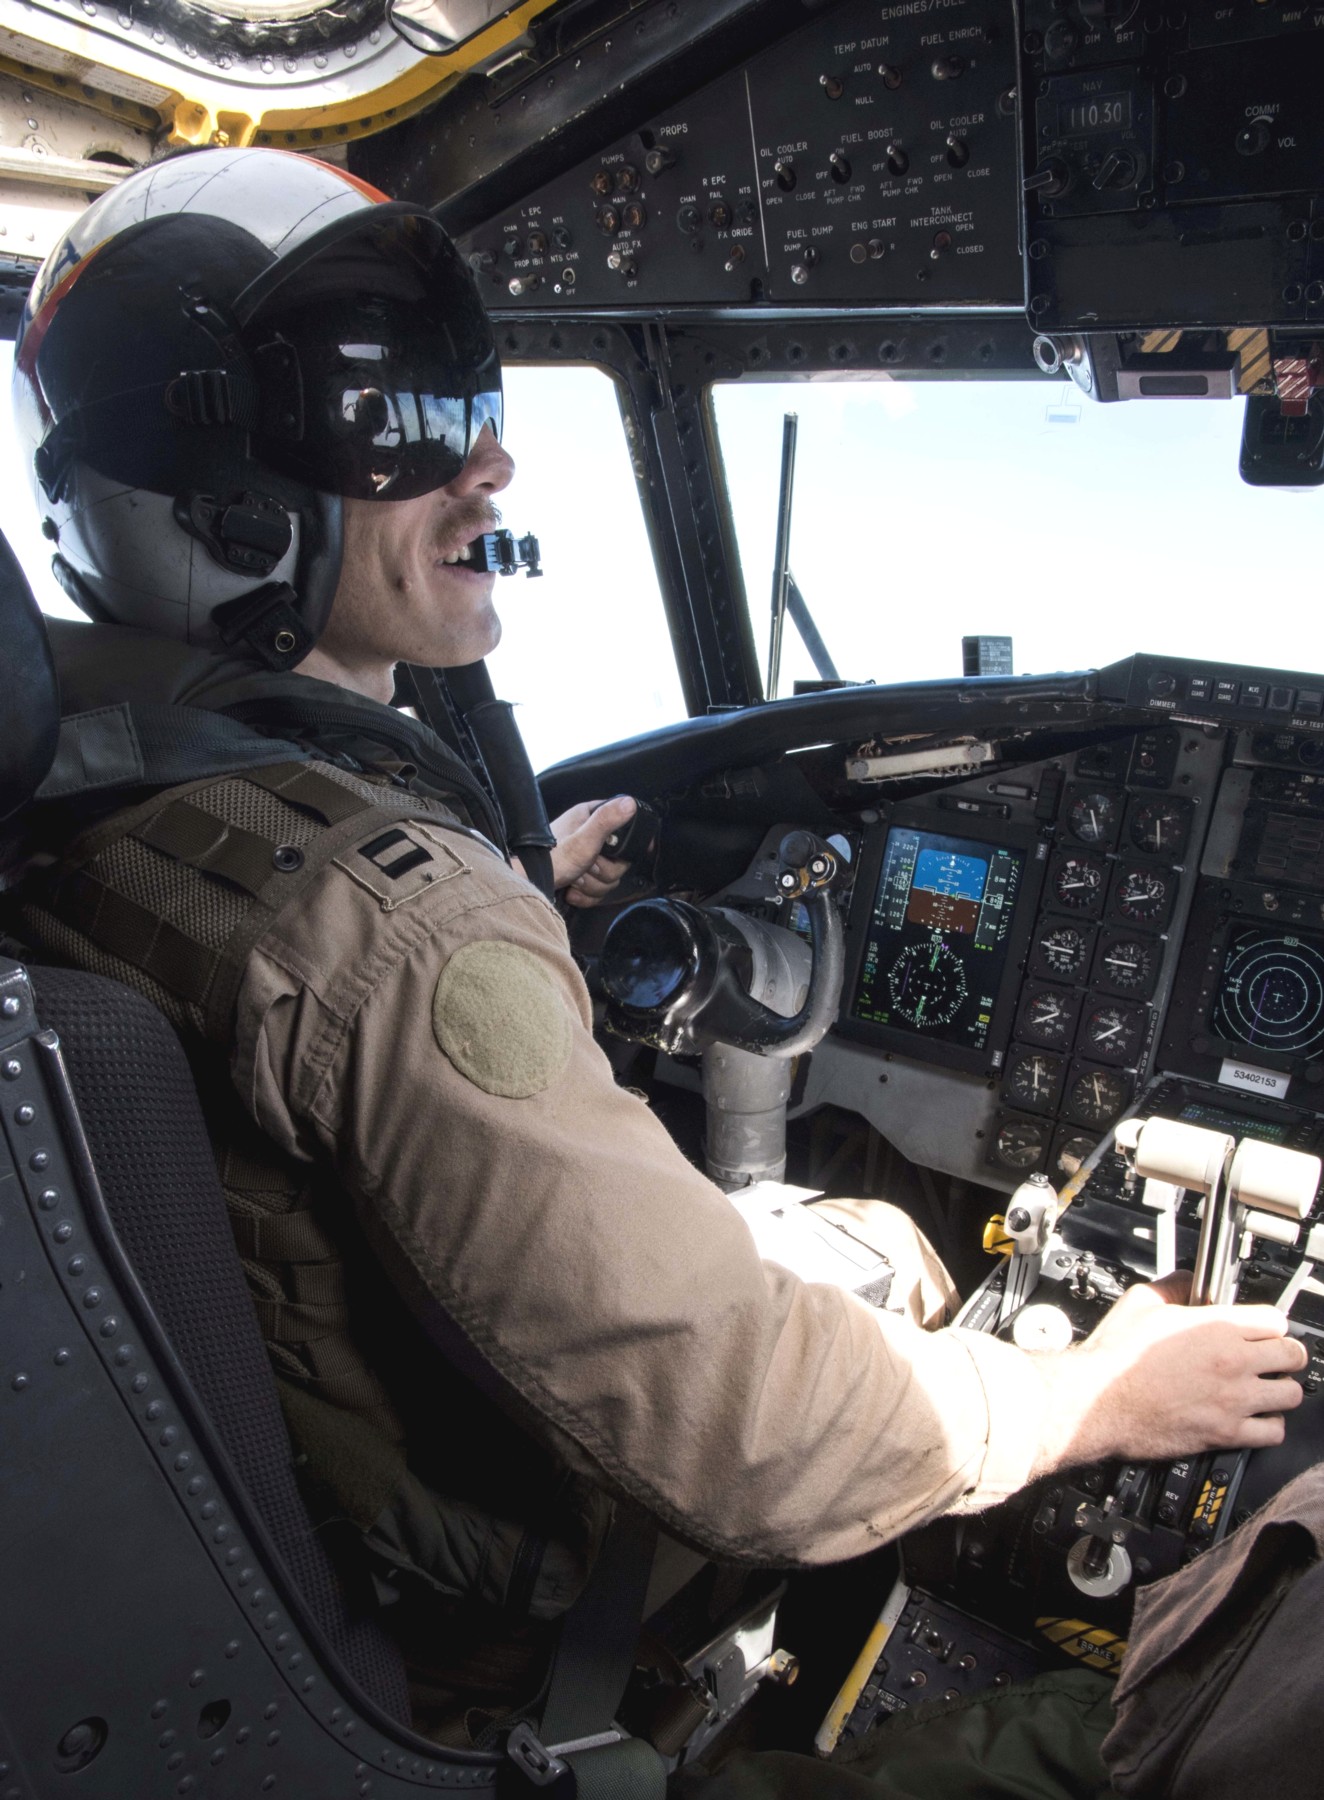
(714, 377), (1321, 696)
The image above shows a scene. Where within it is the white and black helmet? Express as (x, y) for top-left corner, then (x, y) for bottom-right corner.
(13, 147), (503, 668)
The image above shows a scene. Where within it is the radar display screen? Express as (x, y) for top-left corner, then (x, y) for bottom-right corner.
(1211, 927), (1324, 1061)
(851, 828), (1024, 1052)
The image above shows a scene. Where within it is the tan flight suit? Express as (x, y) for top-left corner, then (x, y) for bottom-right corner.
(228, 804), (1053, 1567)
(23, 624), (1067, 1755)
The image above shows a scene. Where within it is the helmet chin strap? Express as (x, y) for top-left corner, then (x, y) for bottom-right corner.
(296, 490), (344, 646)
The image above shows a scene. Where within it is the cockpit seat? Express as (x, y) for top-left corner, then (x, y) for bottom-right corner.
(0, 531), (514, 1795)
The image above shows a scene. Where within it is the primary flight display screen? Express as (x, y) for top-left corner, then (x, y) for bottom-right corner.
(1210, 927), (1324, 1062)
(850, 828), (1024, 1053)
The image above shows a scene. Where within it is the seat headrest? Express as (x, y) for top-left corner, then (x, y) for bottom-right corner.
(0, 528), (59, 823)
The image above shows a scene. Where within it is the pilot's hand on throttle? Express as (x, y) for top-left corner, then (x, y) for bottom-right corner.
(549, 796), (636, 907)
(1032, 1281), (1308, 1477)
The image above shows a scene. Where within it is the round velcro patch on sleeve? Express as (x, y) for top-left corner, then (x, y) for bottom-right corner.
(432, 939), (573, 1098)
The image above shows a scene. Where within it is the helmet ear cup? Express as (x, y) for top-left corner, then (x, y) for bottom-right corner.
(174, 491), (294, 579)
(47, 467), (304, 644)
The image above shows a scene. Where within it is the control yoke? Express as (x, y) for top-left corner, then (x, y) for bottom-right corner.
(598, 831), (844, 1059)
(599, 832), (845, 1188)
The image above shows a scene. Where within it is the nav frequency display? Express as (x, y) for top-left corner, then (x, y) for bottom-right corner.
(851, 829), (1024, 1053)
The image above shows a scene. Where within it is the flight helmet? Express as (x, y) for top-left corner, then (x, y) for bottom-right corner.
(12, 147), (502, 668)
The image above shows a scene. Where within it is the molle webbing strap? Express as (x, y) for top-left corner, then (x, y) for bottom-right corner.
(45, 764), (441, 1045)
(244, 762), (377, 825)
(137, 800), (290, 899)
(228, 1208), (339, 1262)
(58, 868), (221, 1006)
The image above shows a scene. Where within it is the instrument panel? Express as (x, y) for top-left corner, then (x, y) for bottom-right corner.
(564, 647), (1324, 1200)
(823, 716), (1221, 1189)
(787, 651), (1324, 1195)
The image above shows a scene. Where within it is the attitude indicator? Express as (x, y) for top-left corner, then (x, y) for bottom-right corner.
(851, 827), (1024, 1053)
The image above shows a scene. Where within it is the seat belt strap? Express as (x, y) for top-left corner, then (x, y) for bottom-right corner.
(507, 1501), (666, 1796)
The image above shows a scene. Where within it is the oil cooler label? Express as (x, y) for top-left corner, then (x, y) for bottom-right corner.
(1218, 1058), (1291, 1100)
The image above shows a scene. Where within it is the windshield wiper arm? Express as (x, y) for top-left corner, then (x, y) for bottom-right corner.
(767, 412), (841, 696)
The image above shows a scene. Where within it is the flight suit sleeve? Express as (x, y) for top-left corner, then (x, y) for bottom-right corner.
(232, 821), (1051, 1567)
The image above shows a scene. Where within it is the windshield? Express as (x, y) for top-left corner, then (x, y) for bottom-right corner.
(713, 378), (1321, 694)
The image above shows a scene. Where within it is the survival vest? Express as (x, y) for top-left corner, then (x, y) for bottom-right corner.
(13, 697), (611, 1726)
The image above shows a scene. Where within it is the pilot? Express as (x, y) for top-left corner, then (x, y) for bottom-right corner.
(8, 148), (1308, 1793)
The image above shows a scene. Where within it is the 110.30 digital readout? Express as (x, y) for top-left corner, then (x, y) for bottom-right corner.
(1058, 94), (1132, 135)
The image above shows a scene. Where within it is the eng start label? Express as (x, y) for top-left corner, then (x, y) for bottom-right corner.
(1218, 1058), (1291, 1100)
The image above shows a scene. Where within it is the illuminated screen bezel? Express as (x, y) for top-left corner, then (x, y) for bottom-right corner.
(837, 811), (1044, 1076)
(1206, 921), (1324, 1071)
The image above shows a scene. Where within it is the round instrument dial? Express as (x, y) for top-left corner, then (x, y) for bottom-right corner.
(1129, 797), (1191, 859)
(1111, 863), (1173, 927)
(1067, 1066), (1129, 1129)
(1081, 1000), (1146, 1065)
(1095, 934), (1158, 996)
(1004, 1048), (1063, 1113)
(993, 1116), (1050, 1171)
(1067, 790), (1121, 845)
(1050, 852), (1107, 913)
(1053, 1131), (1099, 1181)
(1035, 922), (1092, 982)
(1019, 985), (1077, 1049)
(887, 939), (968, 1028)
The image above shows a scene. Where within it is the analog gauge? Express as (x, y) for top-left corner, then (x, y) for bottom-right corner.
(1004, 1048), (1063, 1114)
(1095, 934), (1158, 997)
(1053, 1131), (1099, 1181)
(1110, 863), (1173, 927)
(1067, 1066), (1129, 1129)
(1034, 922), (1093, 982)
(1050, 852), (1107, 914)
(1011, 1303), (1075, 1353)
(993, 1116), (1050, 1171)
(887, 939), (968, 1029)
(1019, 985), (1078, 1049)
(1129, 797), (1191, 859)
(1066, 789), (1121, 846)
(1081, 1000), (1146, 1065)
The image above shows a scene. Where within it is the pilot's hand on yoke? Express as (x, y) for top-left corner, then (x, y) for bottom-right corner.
(1030, 1274), (1309, 1477)
(549, 795), (636, 906)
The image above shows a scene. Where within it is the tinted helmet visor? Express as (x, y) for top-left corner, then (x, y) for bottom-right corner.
(237, 205), (502, 503)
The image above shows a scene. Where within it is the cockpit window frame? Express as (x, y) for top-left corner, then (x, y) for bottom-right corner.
(500, 313), (1045, 719)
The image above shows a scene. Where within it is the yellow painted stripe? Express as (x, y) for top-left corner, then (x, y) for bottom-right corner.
(1, 1), (559, 153)
(815, 1614), (892, 1757)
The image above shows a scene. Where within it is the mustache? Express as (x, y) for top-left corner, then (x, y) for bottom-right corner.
(437, 499), (502, 558)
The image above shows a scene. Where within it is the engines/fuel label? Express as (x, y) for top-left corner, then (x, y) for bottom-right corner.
(851, 826), (1023, 1051)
